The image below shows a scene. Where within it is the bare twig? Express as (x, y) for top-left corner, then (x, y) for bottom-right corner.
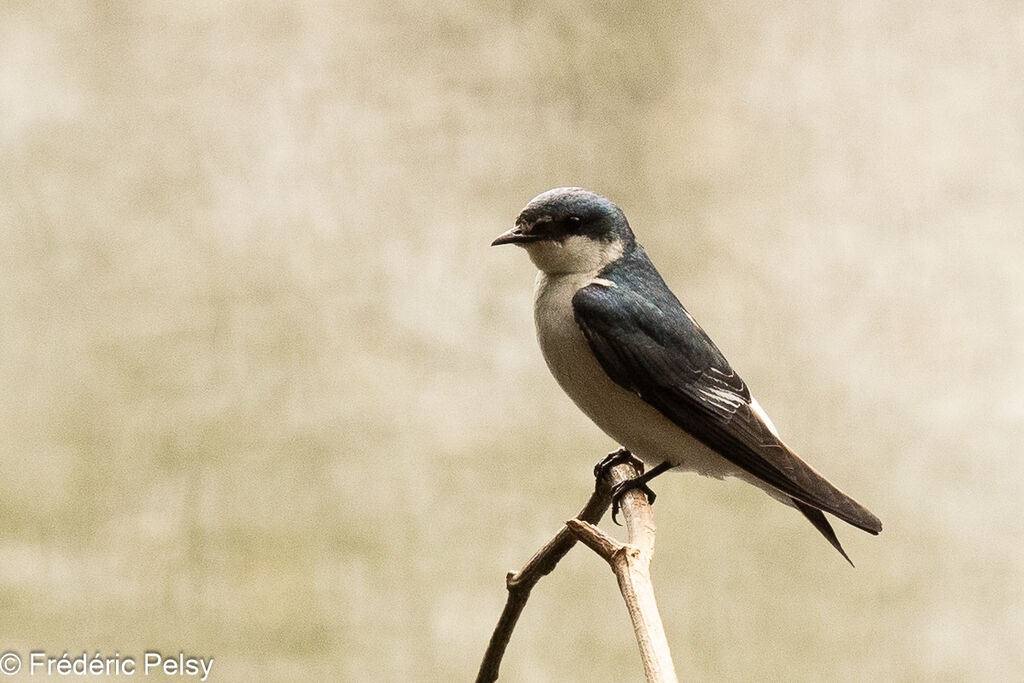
(475, 475), (612, 683)
(476, 454), (677, 682)
(567, 461), (678, 683)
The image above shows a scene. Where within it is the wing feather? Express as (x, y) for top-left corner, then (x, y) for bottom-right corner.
(572, 250), (881, 535)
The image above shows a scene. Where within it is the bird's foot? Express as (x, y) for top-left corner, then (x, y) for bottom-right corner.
(593, 448), (655, 525)
(593, 447), (644, 480)
(610, 477), (658, 525)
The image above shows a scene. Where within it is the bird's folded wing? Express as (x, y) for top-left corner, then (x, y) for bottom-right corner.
(572, 278), (881, 534)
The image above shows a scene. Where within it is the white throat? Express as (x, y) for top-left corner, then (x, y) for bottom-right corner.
(523, 235), (625, 275)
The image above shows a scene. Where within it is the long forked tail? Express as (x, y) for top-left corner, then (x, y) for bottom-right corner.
(793, 499), (855, 567)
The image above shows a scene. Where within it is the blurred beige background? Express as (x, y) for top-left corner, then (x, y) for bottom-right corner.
(2, 2), (1023, 681)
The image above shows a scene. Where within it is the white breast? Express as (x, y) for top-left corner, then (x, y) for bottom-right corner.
(532, 270), (740, 480)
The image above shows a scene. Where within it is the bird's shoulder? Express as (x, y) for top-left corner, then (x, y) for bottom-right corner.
(571, 244), (750, 401)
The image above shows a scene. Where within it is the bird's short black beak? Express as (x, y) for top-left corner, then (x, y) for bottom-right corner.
(491, 225), (540, 247)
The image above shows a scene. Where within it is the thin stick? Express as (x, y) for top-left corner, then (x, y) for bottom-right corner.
(475, 477), (612, 683)
(567, 460), (678, 682)
(476, 455), (677, 682)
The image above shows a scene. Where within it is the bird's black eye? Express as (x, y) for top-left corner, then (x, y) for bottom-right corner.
(568, 216), (581, 225)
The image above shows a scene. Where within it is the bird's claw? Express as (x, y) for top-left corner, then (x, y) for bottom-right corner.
(593, 447), (644, 480)
(609, 478), (658, 525)
(593, 448), (658, 524)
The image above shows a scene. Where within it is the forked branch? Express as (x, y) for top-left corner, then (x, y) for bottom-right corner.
(475, 474), (611, 683)
(567, 461), (677, 683)
(476, 452), (677, 682)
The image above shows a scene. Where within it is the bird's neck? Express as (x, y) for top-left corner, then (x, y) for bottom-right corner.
(524, 235), (626, 275)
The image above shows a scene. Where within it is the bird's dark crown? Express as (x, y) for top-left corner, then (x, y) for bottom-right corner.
(515, 188), (634, 244)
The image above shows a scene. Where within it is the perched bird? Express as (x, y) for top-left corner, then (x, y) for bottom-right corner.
(492, 187), (881, 564)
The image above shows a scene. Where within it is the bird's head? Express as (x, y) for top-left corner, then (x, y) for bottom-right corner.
(492, 187), (634, 274)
